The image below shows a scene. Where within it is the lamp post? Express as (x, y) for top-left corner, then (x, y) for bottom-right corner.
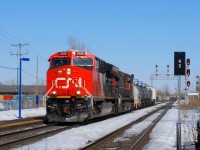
(18, 57), (30, 118)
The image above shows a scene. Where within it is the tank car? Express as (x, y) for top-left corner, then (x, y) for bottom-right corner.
(45, 50), (134, 123)
(133, 85), (141, 109)
(147, 86), (157, 105)
(133, 80), (154, 108)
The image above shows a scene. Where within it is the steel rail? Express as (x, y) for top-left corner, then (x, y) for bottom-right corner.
(83, 102), (173, 150)
(0, 123), (56, 137)
(0, 124), (79, 150)
(129, 103), (172, 149)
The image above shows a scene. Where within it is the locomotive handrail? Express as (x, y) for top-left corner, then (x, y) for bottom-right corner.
(81, 85), (94, 110)
(81, 86), (92, 97)
(42, 81), (57, 106)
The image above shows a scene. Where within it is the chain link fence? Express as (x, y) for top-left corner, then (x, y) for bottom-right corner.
(0, 100), (37, 111)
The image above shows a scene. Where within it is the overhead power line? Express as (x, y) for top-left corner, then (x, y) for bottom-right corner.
(22, 69), (45, 82)
(0, 65), (18, 70)
(28, 45), (48, 62)
(0, 27), (25, 44)
(0, 65), (45, 82)
(0, 37), (12, 44)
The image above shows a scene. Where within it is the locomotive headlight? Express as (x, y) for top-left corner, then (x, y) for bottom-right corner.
(52, 90), (57, 95)
(76, 90), (81, 95)
(67, 68), (71, 75)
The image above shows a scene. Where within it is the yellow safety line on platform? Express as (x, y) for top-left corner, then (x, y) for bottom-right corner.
(0, 120), (43, 129)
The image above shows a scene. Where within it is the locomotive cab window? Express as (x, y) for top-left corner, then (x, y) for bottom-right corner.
(51, 58), (70, 68)
(73, 58), (93, 66)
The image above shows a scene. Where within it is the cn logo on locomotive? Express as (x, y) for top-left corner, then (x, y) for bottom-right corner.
(54, 77), (82, 89)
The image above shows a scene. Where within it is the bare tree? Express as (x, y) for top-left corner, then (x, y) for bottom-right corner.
(160, 84), (171, 100)
(163, 84), (170, 96)
(157, 90), (165, 99)
(67, 36), (89, 51)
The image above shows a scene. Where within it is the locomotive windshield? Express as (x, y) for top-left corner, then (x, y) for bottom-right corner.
(73, 58), (93, 66)
(52, 58), (70, 67)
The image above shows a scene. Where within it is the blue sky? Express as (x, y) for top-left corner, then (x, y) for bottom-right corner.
(0, 0), (200, 92)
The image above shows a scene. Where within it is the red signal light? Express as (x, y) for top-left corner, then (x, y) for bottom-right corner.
(186, 59), (190, 66)
(187, 81), (190, 87)
(186, 69), (190, 76)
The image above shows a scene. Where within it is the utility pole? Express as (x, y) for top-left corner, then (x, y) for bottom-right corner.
(12, 43), (29, 118)
(10, 50), (19, 100)
(12, 43), (29, 57)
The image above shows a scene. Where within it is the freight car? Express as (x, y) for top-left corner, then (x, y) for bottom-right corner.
(45, 50), (155, 123)
(133, 80), (156, 109)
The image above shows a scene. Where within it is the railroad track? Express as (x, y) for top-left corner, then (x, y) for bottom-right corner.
(0, 123), (79, 150)
(83, 102), (173, 150)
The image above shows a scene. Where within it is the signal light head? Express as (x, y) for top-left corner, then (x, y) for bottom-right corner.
(186, 69), (190, 76)
(187, 81), (190, 87)
(186, 59), (190, 66)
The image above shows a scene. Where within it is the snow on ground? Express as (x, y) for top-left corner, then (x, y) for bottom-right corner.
(144, 102), (200, 150)
(114, 110), (163, 142)
(143, 107), (178, 150)
(12, 103), (167, 150)
(181, 109), (200, 146)
(0, 101), (198, 150)
(0, 107), (46, 121)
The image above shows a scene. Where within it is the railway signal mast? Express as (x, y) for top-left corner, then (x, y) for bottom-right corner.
(174, 51), (186, 150)
(174, 52), (191, 149)
(184, 58), (190, 106)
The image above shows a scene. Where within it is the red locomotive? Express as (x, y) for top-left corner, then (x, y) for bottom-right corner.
(45, 50), (155, 122)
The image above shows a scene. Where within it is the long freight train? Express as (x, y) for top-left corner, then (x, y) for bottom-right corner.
(45, 50), (156, 123)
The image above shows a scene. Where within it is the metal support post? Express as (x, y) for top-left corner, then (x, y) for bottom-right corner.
(18, 58), (22, 118)
(18, 57), (30, 118)
(177, 75), (181, 149)
(177, 122), (182, 150)
(185, 75), (187, 104)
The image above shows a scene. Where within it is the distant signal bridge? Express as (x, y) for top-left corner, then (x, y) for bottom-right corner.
(150, 65), (177, 86)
